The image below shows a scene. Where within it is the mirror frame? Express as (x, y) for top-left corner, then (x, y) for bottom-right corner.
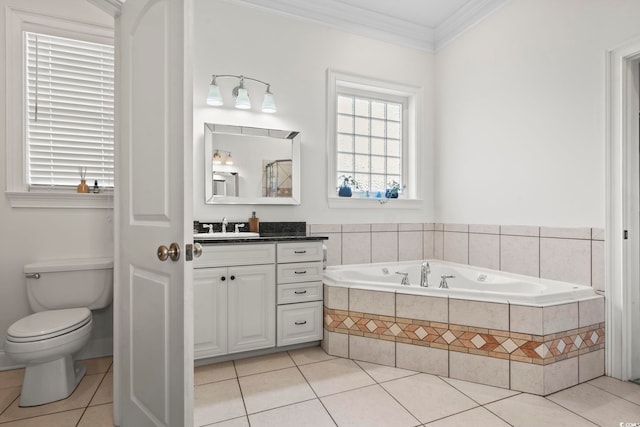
(204, 123), (301, 205)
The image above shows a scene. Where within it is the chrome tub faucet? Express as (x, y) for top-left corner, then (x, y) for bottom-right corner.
(440, 274), (455, 289)
(395, 271), (410, 286)
(420, 261), (430, 287)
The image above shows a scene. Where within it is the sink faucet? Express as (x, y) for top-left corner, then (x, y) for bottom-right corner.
(221, 217), (228, 233)
(395, 271), (410, 286)
(234, 223), (245, 233)
(439, 274), (455, 289)
(420, 261), (430, 287)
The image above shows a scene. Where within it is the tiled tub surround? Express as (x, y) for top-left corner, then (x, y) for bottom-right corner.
(322, 278), (605, 395)
(309, 223), (605, 291)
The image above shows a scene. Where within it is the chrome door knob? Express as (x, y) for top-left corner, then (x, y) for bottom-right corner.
(193, 243), (203, 258)
(157, 243), (180, 261)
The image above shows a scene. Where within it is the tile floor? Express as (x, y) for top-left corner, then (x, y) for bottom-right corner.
(1, 347), (639, 426)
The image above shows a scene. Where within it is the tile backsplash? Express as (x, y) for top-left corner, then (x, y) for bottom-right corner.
(308, 223), (605, 291)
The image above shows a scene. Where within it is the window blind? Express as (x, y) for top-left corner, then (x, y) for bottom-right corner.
(25, 32), (114, 189)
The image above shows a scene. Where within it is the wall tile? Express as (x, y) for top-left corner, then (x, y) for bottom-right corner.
(371, 232), (398, 263)
(500, 225), (539, 237)
(449, 299), (509, 330)
(372, 223), (397, 232)
(396, 294), (448, 323)
(342, 232), (370, 264)
(469, 233), (500, 270)
(444, 223), (468, 232)
(543, 357), (578, 395)
(510, 305), (543, 335)
(591, 228), (605, 241)
(543, 303), (578, 335)
(399, 223), (422, 231)
(350, 289), (395, 316)
(434, 231), (444, 260)
(424, 231), (435, 259)
(540, 238), (591, 285)
(309, 224), (341, 233)
(591, 240), (605, 291)
(396, 343), (448, 376)
(398, 231), (423, 261)
(443, 232), (469, 264)
(324, 284), (348, 311)
(349, 335), (395, 366)
(500, 235), (539, 277)
(510, 361), (544, 395)
(469, 224), (500, 234)
(314, 232), (341, 266)
(321, 331), (348, 358)
(579, 297), (605, 327)
(342, 223), (370, 233)
(579, 349), (605, 383)
(423, 223), (435, 231)
(540, 227), (591, 239)
(434, 223), (444, 231)
(450, 351), (509, 388)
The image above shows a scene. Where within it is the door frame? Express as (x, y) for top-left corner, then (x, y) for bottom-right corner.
(605, 35), (640, 381)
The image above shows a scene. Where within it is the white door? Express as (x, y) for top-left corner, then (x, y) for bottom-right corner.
(114, 0), (193, 425)
(194, 268), (227, 358)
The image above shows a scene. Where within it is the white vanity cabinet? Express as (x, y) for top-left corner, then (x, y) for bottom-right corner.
(276, 241), (324, 346)
(194, 244), (276, 359)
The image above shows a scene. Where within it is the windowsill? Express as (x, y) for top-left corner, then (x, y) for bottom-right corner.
(6, 191), (114, 209)
(328, 196), (423, 209)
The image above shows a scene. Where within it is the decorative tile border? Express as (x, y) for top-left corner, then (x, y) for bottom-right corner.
(324, 308), (604, 366)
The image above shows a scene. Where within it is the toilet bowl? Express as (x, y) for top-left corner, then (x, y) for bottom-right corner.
(4, 258), (112, 407)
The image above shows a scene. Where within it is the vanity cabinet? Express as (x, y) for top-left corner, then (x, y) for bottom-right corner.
(194, 244), (276, 359)
(276, 242), (324, 346)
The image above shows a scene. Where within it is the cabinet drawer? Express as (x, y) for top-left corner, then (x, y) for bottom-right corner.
(277, 281), (323, 304)
(194, 243), (275, 268)
(277, 242), (323, 263)
(277, 301), (323, 347)
(277, 261), (323, 284)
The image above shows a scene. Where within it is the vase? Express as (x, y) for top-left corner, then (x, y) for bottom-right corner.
(77, 179), (89, 193)
(338, 186), (352, 197)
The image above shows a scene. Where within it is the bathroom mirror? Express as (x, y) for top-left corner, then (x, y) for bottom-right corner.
(204, 123), (300, 205)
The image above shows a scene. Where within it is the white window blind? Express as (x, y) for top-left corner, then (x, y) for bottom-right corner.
(25, 32), (114, 189)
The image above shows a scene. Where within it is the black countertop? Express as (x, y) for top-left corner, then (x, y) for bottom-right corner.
(194, 235), (328, 244)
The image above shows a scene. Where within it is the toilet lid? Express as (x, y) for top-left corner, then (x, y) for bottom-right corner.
(7, 308), (91, 342)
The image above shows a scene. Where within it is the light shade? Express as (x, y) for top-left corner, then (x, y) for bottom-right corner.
(224, 152), (234, 165)
(261, 88), (276, 113)
(206, 79), (223, 106)
(235, 88), (251, 109)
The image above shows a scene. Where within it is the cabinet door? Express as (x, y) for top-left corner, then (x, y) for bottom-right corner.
(194, 268), (227, 358)
(227, 264), (276, 353)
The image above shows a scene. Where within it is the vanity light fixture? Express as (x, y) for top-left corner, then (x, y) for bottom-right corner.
(206, 74), (276, 113)
(212, 149), (233, 165)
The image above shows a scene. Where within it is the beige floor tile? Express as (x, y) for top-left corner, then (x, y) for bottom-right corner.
(354, 360), (417, 383)
(195, 379), (245, 426)
(0, 409), (83, 426)
(288, 346), (336, 366)
(321, 384), (419, 427)
(90, 371), (113, 406)
(547, 383), (640, 426)
(207, 416), (250, 426)
(298, 358), (374, 397)
(486, 393), (597, 427)
(0, 373), (102, 423)
(78, 403), (114, 427)
(248, 399), (335, 427)
(234, 352), (295, 377)
(424, 407), (511, 426)
(0, 369), (24, 390)
(381, 374), (478, 423)
(588, 376), (640, 405)
(239, 367), (315, 414)
(0, 387), (21, 414)
(195, 361), (236, 385)
(440, 376), (520, 405)
(80, 356), (113, 375)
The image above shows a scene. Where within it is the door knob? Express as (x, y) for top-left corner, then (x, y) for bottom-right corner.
(193, 243), (203, 258)
(157, 243), (180, 261)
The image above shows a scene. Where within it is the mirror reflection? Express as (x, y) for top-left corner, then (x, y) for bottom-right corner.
(204, 123), (300, 205)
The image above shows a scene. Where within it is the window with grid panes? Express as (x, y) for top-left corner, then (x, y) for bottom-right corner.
(336, 93), (404, 195)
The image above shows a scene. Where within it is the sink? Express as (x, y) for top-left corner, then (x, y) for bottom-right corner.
(194, 232), (260, 239)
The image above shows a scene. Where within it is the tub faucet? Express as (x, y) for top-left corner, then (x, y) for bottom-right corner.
(395, 272), (410, 286)
(439, 274), (455, 289)
(221, 217), (228, 233)
(420, 261), (430, 287)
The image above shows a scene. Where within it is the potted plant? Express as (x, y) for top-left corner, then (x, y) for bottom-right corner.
(385, 180), (401, 199)
(338, 175), (358, 197)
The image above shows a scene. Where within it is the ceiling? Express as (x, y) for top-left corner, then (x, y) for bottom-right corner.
(227, 0), (512, 51)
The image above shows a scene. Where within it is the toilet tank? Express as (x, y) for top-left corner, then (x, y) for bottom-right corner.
(24, 257), (113, 312)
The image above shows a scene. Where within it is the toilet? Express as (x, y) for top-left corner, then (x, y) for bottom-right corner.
(4, 257), (113, 407)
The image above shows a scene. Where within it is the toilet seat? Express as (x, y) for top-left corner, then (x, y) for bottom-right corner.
(6, 308), (91, 343)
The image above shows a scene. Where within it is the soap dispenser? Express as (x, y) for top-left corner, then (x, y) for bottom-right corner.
(249, 211), (259, 233)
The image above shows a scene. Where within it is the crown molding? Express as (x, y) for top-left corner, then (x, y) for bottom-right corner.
(86, 0), (123, 17)
(226, 0), (511, 52)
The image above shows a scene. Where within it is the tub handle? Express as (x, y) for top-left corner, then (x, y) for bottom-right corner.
(25, 273), (40, 279)
(440, 274), (455, 289)
(295, 320), (307, 325)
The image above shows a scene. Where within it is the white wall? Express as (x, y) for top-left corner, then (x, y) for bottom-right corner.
(192, 0), (436, 225)
(435, 0), (640, 227)
(0, 0), (114, 368)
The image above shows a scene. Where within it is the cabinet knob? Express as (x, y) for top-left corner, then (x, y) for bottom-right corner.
(230, 275), (235, 280)
(221, 276), (226, 281)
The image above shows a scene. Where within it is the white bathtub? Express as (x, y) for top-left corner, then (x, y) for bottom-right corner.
(323, 260), (598, 305)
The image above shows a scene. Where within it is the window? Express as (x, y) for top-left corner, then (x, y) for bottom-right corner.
(25, 32), (114, 189)
(327, 70), (423, 206)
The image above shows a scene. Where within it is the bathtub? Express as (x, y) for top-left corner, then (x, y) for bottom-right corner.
(322, 260), (598, 306)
